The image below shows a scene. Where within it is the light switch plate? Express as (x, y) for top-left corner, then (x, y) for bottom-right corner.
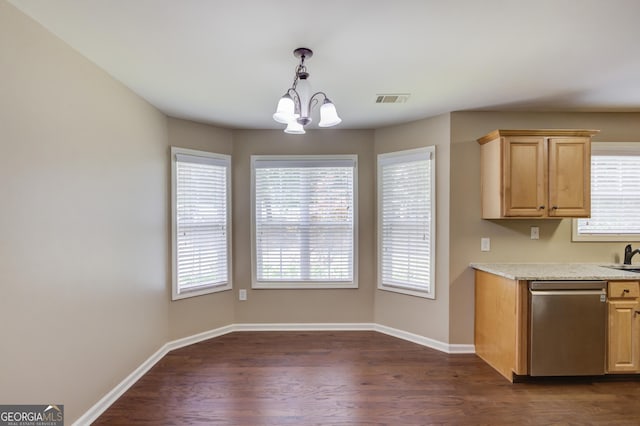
(481, 237), (491, 252)
(531, 226), (539, 240)
(239, 289), (247, 301)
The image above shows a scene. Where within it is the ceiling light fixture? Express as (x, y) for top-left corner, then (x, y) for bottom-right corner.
(273, 48), (341, 134)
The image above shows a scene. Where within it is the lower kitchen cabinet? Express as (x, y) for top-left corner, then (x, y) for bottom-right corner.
(474, 270), (528, 381)
(474, 269), (640, 380)
(607, 281), (640, 373)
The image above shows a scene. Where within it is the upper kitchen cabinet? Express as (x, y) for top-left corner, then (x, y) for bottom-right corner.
(477, 129), (599, 219)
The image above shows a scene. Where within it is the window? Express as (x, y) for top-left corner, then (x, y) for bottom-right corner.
(251, 155), (357, 289)
(573, 143), (640, 242)
(378, 147), (435, 299)
(171, 147), (232, 300)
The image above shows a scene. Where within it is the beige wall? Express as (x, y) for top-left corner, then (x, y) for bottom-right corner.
(373, 114), (452, 343)
(449, 111), (640, 343)
(7, 0), (640, 421)
(231, 130), (376, 323)
(166, 117), (235, 340)
(0, 2), (168, 423)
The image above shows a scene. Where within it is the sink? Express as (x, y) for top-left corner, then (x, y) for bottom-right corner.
(604, 265), (640, 273)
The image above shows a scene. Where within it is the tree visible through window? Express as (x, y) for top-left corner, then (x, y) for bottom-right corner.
(252, 156), (357, 288)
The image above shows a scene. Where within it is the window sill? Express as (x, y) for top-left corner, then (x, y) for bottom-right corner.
(172, 283), (232, 301)
(378, 284), (434, 299)
(572, 234), (640, 242)
(572, 219), (640, 242)
(252, 281), (358, 290)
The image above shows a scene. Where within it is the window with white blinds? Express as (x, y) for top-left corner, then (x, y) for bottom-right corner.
(573, 143), (640, 241)
(171, 147), (231, 300)
(251, 155), (357, 288)
(378, 147), (435, 299)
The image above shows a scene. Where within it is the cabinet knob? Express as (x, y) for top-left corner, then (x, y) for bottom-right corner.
(623, 289), (630, 294)
(539, 206), (545, 210)
(552, 206), (558, 210)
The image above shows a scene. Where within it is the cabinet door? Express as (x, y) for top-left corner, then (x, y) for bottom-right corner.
(502, 137), (546, 217)
(608, 298), (640, 373)
(548, 137), (590, 217)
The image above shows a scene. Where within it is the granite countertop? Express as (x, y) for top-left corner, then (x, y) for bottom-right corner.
(470, 263), (640, 281)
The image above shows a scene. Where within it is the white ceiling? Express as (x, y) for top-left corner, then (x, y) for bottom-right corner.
(10, 0), (640, 130)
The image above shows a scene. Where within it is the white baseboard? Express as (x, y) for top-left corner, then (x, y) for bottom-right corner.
(232, 322), (375, 332)
(165, 324), (235, 351)
(73, 345), (169, 426)
(373, 324), (475, 354)
(447, 343), (477, 354)
(73, 325), (236, 426)
(74, 323), (474, 425)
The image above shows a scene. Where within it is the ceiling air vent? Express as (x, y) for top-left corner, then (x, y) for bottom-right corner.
(375, 94), (410, 104)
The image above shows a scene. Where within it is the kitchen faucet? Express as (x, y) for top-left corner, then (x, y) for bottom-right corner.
(623, 244), (640, 264)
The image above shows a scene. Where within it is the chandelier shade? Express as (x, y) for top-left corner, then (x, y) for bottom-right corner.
(284, 120), (306, 134)
(273, 48), (341, 133)
(318, 99), (342, 127)
(272, 94), (295, 124)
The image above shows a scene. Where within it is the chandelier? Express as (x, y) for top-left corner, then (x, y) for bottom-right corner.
(272, 48), (342, 134)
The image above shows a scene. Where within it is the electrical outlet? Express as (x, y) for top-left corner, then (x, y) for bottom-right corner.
(530, 226), (539, 240)
(481, 237), (491, 252)
(239, 289), (247, 301)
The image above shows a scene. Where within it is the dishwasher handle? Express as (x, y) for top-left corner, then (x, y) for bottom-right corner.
(529, 280), (607, 291)
(530, 289), (606, 297)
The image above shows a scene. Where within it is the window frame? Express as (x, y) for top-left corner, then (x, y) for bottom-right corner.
(377, 146), (436, 299)
(250, 154), (358, 289)
(171, 146), (232, 300)
(572, 142), (640, 242)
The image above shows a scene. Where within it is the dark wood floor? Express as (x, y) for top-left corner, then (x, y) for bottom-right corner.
(93, 331), (640, 425)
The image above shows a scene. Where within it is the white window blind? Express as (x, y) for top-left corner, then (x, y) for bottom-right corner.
(378, 147), (435, 299)
(575, 143), (640, 240)
(172, 148), (231, 299)
(252, 156), (357, 288)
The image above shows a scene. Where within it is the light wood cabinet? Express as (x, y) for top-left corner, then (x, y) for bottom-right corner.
(474, 269), (640, 380)
(607, 281), (640, 373)
(474, 270), (529, 382)
(477, 129), (598, 219)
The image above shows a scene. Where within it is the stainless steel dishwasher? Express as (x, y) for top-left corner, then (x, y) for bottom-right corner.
(529, 280), (607, 376)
